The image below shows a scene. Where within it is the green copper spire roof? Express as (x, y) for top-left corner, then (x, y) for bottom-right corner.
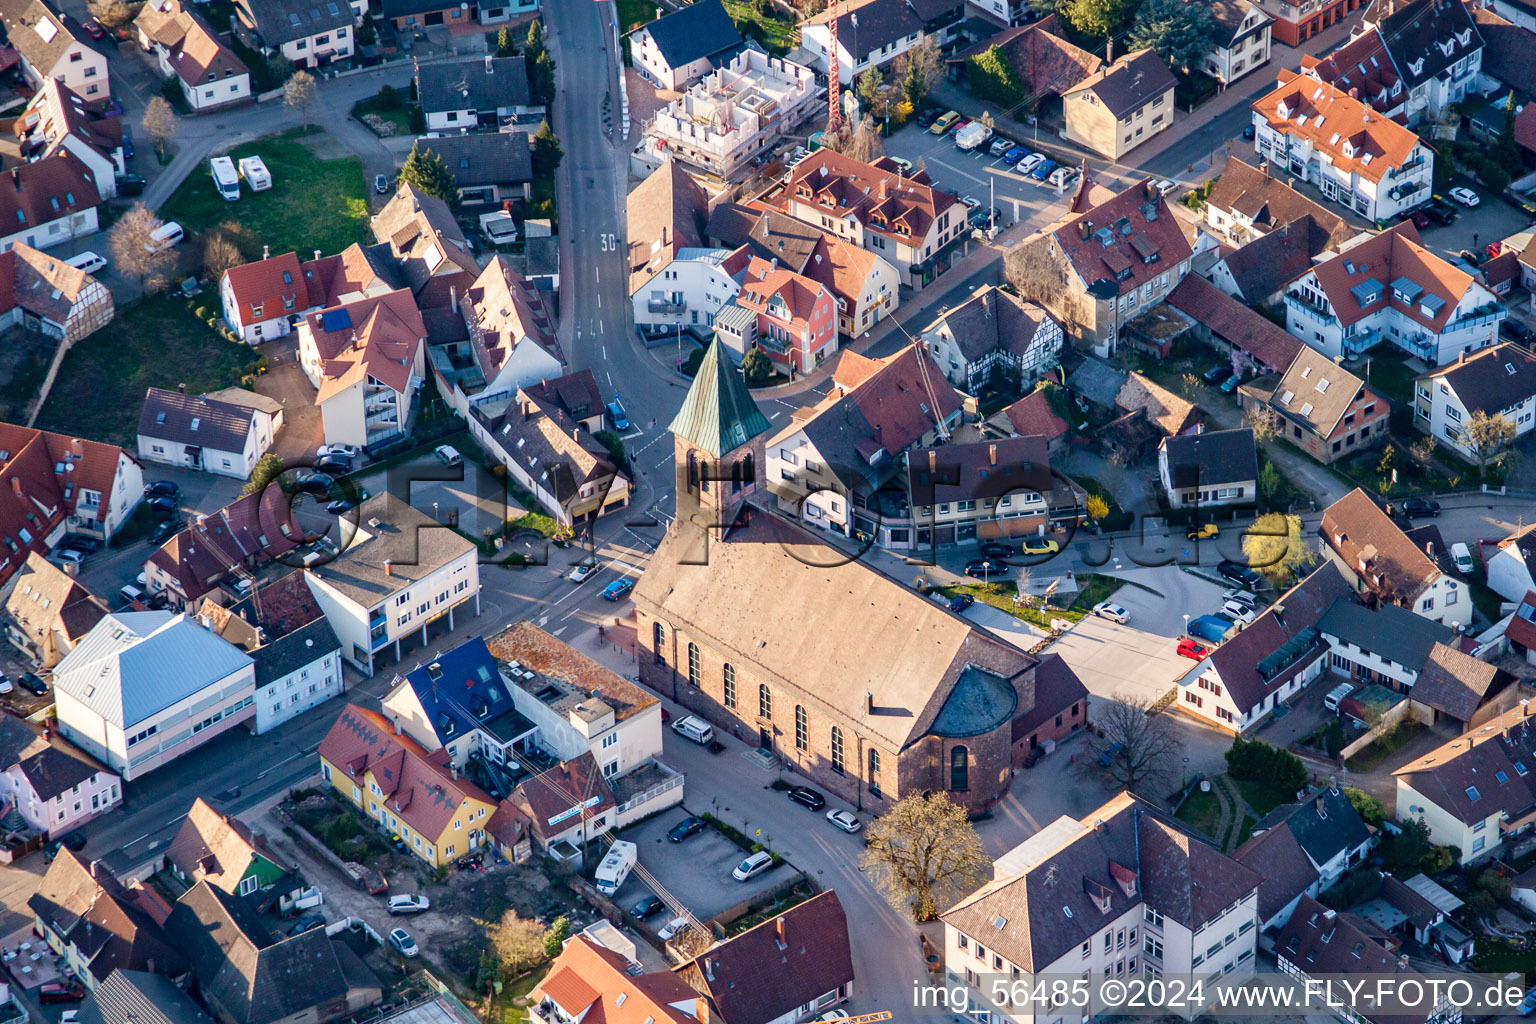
(668, 339), (772, 458)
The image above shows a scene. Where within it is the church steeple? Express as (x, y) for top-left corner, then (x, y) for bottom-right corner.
(670, 340), (770, 527)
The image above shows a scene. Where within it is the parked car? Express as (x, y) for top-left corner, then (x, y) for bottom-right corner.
(144, 495), (177, 513)
(39, 982), (86, 1004)
(317, 443), (361, 459)
(917, 107), (944, 127)
(115, 173), (146, 196)
(53, 548), (83, 567)
(815, 1012), (851, 1022)
(1152, 179), (1178, 196)
(1216, 560), (1262, 587)
(150, 518), (183, 545)
(314, 454), (352, 474)
(1098, 741), (1125, 767)
(387, 894), (431, 914)
(1448, 186), (1480, 207)
(375, 174), (390, 194)
(388, 927), (419, 957)
(963, 559), (1009, 579)
(825, 809), (862, 833)
(17, 672), (47, 695)
(1176, 638), (1210, 660)
(1015, 152), (1046, 175)
(787, 785), (825, 810)
(288, 913), (326, 936)
(0, 674), (11, 695)
(1202, 364), (1233, 384)
(607, 396), (630, 431)
(1401, 497), (1441, 518)
(1187, 523), (1219, 540)
(58, 535), (100, 553)
(82, 18), (104, 37)
(1398, 208), (1430, 230)
(145, 480), (179, 499)
(601, 578), (634, 601)
(979, 542), (1013, 559)
(1002, 146), (1027, 164)
(43, 832), (86, 861)
(1019, 537), (1060, 556)
(566, 562), (598, 584)
(291, 472), (334, 496)
(1221, 600), (1258, 625)
(1242, 124), (1256, 140)
(1092, 602), (1130, 624)
(433, 444), (462, 466)
(930, 111), (961, 135)
(667, 816), (707, 842)
(1031, 159), (1058, 181)
(732, 851), (775, 881)
(988, 137), (1014, 157)
(326, 495), (363, 514)
(1220, 373), (1245, 394)
(630, 896), (665, 919)
(657, 916), (690, 941)
(948, 594), (975, 612)
(1422, 198), (1457, 224)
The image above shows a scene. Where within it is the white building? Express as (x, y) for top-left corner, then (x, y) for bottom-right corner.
(1284, 223), (1502, 366)
(941, 792), (1262, 1022)
(1204, 0), (1272, 85)
(15, 81), (126, 196)
(1252, 70), (1434, 222)
(633, 245), (747, 335)
(1413, 343), (1536, 461)
(234, 0), (365, 69)
(459, 257), (563, 408)
(918, 285), (1063, 393)
(51, 612), (256, 781)
(0, 715), (120, 835)
(1359, 0), (1484, 126)
(799, 0), (963, 86)
(1156, 429), (1258, 511)
(1487, 523), (1536, 604)
(135, 0), (252, 113)
(302, 493), (480, 675)
(0, 153), (99, 255)
(416, 55), (540, 132)
(0, 0), (110, 98)
(297, 289), (427, 449)
(137, 386), (282, 480)
(640, 51), (819, 180)
(627, 0), (745, 91)
(219, 250), (328, 344)
(1234, 787), (1376, 932)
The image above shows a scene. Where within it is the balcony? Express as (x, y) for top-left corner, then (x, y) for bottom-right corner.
(756, 334), (793, 356)
(1446, 306), (1505, 332)
(1285, 294), (1336, 326)
(1342, 328), (1382, 358)
(646, 298), (687, 314)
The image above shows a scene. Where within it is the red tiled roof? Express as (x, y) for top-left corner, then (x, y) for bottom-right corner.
(532, 937), (700, 1023)
(0, 152), (100, 233)
(736, 255), (831, 326)
(1319, 487), (1441, 605)
(146, 486), (298, 604)
(771, 149), (959, 247)
(305, 288), (425, 401)
(1252, 69), (1421, 183)
(1300, 29), (1403, 116)
(1166, 275), (1301, 372)
(1308, 221), (1476, 334)
(1051, 178), (1192, 299)
(0, 423), (134, 585)
(463, 256), (561, 383)
(508, 752), (617, 839)
(223, 252), (312, 325)
(1000, 389), (1068, 442)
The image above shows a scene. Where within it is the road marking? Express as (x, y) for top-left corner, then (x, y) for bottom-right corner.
(552, 625), (567, 636)
(597, 294), (602, 308)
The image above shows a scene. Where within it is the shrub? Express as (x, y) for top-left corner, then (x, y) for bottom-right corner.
(1344, 786), (1385, 827)
(1225, 737), (1307, 795)
(194, 305), (208, 319)
(377, 84), (402, 110)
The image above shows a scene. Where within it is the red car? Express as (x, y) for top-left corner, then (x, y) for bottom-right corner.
(40, 982), (86, 1004)
(1398, 208), (1429, 230)
(948, 118), (970, 135)
(1176, 638), (1210, 661)
(82, 19), (104, 38)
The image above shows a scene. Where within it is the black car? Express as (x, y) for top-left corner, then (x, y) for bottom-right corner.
(630, 896), (665, 919)
(17, 672), (47, 695)
(149, 518), (183, 545)
(58, 534), (100, 553)
(1401, 497), (1441, 518)
(287, 913), (326, 936)
(1502, 319), (1536, 345)
(42, 833), (86, 862)
(326, 496), (361, 514)
(1202, 364), (1233, 384)
(963, 559), (1009, 579)
(917, 107), (944, 127)
(144, 495), (177, 514)
(144, 480), (179, 499)
(666, 816), (707, 842)
(291, 472), (335, 496)
(979, 542), (1013, 560)
(1422, 199), (1457, 225)
(1216, 560), (1262, 588)
(948, 594), (975, 612)
(115, 173), (146, 196)
(787, 785), (825, 810)
(314, 454), (353, 474)
(1242, 124), (1256, 141)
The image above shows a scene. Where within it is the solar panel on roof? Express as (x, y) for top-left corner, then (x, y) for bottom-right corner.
(320, 309), (352, 332)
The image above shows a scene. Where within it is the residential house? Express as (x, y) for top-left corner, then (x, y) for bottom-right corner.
(0, 422), (144, 582)
(798, 0), (966, 86)
(1008, 653), (1089, 765)
(903, 435), (1081, 549)
(1236, 344), (1389, 464)
(1251, 0), (1366, 46)
(379, 0), (476, 33)
(1014, 176), (1193, 357)
(234, 0), (364, 69)
(919, 285), (1063, 393)
(0, 240), (112, 343)
(941, 792), (1262, 1020)
(713, 254), (838, 373)
(1, 552), (106, 669)
(1173, 563), (1356, 733)
(318, 703), (496, 866)
(1471, 5), (1536, 95)
(631, 243), (749, 337)
(416, 132), (532, 207)
(506, 751), (617, 852)
(1503, 589), (1536, 666)
(1488, 523), (1536, 603)
(1166, 275), (1303, 377)
(1275, 896), (1461, 1024)
(135, 0), (252, 113)
(530, 937), (705, 1024)
(1245, 786), (1375, 912)
(197, 570), (345, 734)
(517, 369), (604, 431)
(676, 892), (854, 1022)
(29, 850), (187, 987)
(1234, 815), (1323, 931)
(167, 881), (380, 1024)
(0, 713), (119, 835)
(758, 149), (966, 289)
(765, 342), (963, 543)
(302, 492), (480, 674)
(52, 612), (256, 780)
(626, 0), (744, 90)
(142, 486), (299, 610)
(0, 0), (108, 97)
(167, 797), (306, 909)
(944, 15), (1102, 99)
(1202, 157), (1353, 248)
(1318, 488), (1471, 628)
(1299, 25), (1408, 119)
(379, 634), (540, 769)
(1283, 222), (1502, 365)
(220, 249), (327, 344)
(469, 387), (630, 528)
(1413, 343), (1536, 460)
(1062, 49), (1177, 160)
(15, 80), (126, 194)
(74, 970), (214, 1024)
(1207, 217), (1350, 308)
(992, 389), (1069, 457)
(1316, 598), (1457, 699)
(0, 153), (101, 254)
(297, 289), (427, 449)
(1204, 0), (1273, 85)
(1110, 371), (1202, 458)
(627, 160), (722, 335)
(1357, 0), (1484, 124)
(455, 256), (562, 407)
(369, 183), (481, 314)
(640, 50), (819, 180)
(640, 347), (1043, 814)
(1251, 70), (1434, 221)
(1157, 428), (1258, 510)
(416, 55), (536, 132)
(137, 386), (282, 480)
(1408, 641), (1517, 730)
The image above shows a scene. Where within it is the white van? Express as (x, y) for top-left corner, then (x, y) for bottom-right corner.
(119, 583), (144, 605)
(147, 222), (184, 253)
(67, 251), (108, 274)
(671, 715), (714, 746)
(210, 156), (241, 201)
(238, 155), (272, 191)
(1451, 542), (1474, 575)
(1324, 682), (1355, 712)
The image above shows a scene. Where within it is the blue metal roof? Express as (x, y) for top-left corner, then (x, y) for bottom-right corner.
(397, 636), (529, 745)
(1350, 278), (1383, 307)
(1390, 276), (1423, 302)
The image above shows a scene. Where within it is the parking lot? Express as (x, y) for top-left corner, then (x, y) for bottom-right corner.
(884, 120), (1080, 229)
(615, 806), (796, 924)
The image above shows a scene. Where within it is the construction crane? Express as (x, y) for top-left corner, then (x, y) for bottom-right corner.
(825, 0), (843, 134)
(840, 1014), (894, 1023)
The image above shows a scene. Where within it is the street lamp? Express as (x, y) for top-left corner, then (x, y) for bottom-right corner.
(433, 501), (439, 522)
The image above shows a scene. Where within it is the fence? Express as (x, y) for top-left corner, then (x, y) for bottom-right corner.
(708, 871), (817, 933)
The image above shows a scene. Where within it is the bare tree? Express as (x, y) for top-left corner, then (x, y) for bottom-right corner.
(88, 0), (138, 32)
(1004, 235), (1092, 342)
(861, 792), (989, 921)
(979, 109), (995, 130)
(1081, 695), (1180, 796)
(1461, 410), (1518, 478)
(1242, 406), (1277, 445)
(141, 96), (178, 160)
(826, 116), (884, 163)
(109, 203), (176, 294)
(1408, 435), (1438, 474)
(201, 228), (247, 279)
(892, 36), (942, 108)
(284, 69), (319, 129)
(487, 910), (546, 980)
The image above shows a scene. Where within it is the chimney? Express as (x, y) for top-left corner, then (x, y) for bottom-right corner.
(1425, 541), (1435, 557)
(11, 477), (21, 497)
(775, 917), (787, 948)
(1315, 794), (1326, 814)
(262, 244), (270, 259)
(314, 249), (321, 262)
(10, 168), (19, 190)
(451, 765), (459, 780)
(178, 382), (187, 395)
(1458, 349), (1467, 364)
(484, 54), (493, 73)
(523, 399), (532, 421)
(865, 691), (873, 715)
(392, 717), (402, 735)
(383, 559), (393, 576)
(704, 958), (715, 981)
(928, 449), (936, 471)
(572, 424), (580, 442)
(989, 444), (997, 466)
(1106, 38), (1113, 62)
(70, 437), (82, 458)
(450, 285), (459, 313)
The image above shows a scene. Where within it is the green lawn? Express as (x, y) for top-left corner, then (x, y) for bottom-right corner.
(34, 298), (255, 446)
(721, 0), (796, 55)
(161, 129), (371, 258)
(1234, 778), (1291, 817)
(615, 0), (657, 32)
(1358, 352), (1419, 407)
(1175, 789), (1222, 841)
(351, 93), (414, 136)
(1343, 720), (1427, 773)
(933, 571), (1122, 630)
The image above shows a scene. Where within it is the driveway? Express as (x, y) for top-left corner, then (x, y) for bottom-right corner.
(253, 340), (323, 464)
(616, 808), (791, 922)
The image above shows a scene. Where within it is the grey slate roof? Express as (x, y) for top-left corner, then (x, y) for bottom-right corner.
(306, 493), (476, 607)
(0, 714), (103, 801)
(668, 337), (771, 458)
(1234, 821), (1321, 923)
(417, 131), (533, 187)
(416, 55), (530, 114)
(1316, 599), (1452, 673)
(139, 387), (260, 455)
(249, 616), (340, 686)
(1161, 428), (1257, 488)
(1065, 356), (1127, 407)
(77, 970), (214, 1024)
(1265, 786), (1373, 869)
(630, 0), (742, 70)
(237, 0), (351, 47)
(52, 612), (254, 728)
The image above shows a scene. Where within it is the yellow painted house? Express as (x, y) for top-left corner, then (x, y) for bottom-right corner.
(317, 704), (496, 868)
